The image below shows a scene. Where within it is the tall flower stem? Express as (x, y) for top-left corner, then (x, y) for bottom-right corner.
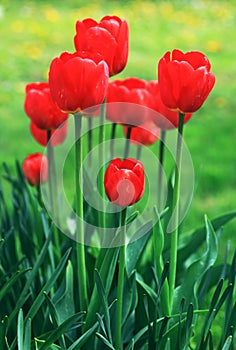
(47, 131), (60, 254)
(115, 207), (127, 350)
(110, 122), (117, 159)
(74, 113), (88, 312)
(124, 126), (132, 159)
(87, 118), (93, 167)
(169, 112), (185, 312)
(98, 99), (106, 229)
(158, 129), (166, 209)
(136, 144), (142, 160)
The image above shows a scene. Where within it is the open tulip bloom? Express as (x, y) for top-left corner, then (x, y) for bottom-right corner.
(74, 16), (129, 76)
(158, 49), (215, 114)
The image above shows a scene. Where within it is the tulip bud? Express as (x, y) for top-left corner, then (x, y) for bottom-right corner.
(22, 153), (48, 186)
(104, 158), (145, 207)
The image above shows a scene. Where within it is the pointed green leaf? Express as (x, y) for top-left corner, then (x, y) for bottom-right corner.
(94, 269), (112, 343)
(0, 268), (31, 302)
(39, 312), (85, 350)
(173, 216), (218, 314)
(85, 247), (119, 329)
(67, 322), (98, 350)
(23, 318), (31, 350)
(126, 221), (153, 277)
(8, 212), (53, 325)
(17, 309), (24, 350)
(55, 260), (75, 324)
(222, 336), (233, 350)
(178, 211), (236, 266)
(96, 332), (115, 350)
(25, 248), (71, 321)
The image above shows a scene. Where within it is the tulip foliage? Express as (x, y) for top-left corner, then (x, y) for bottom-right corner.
(0, 12), (235, 350)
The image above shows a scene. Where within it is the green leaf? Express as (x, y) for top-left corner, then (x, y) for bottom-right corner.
(0, 316), (9, 350)
(173, 216), (218, 314)
(23, 318), (31, 350)
(85, 247), (119, 330)
(55, 260), (75, 324)
(126, 317), (165, 350)
(96, 313), (107, 338)
(185, 303), (193, 345)
(178, 211), (236, 266)
(198, 281), (233, 350)
(8, 212), (53, 325)
(0, 268), (31, 303)
(67, 322), (98, 350)
(39, 312), (85, 350)
(126, 221), (153, 277)
(122, 273), (138, 327)
(17, 309), (24, 350)
(94, 269), (113, 343)
(96, 332), (115, 350)
(136, 273), (157, 304)
(222, 336), (233, 350)
(25, 248), (71, 321)
(126, 210), (139, 225)
(43, 292), (66, 349)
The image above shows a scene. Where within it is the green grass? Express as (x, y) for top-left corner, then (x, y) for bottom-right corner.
(0, 0), (236, 248)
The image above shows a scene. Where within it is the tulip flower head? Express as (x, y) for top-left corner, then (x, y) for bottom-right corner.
(49, 51), (109, 114)
(104, 158), (145, 207)
(106, 78), (153, 126)
(30, 121), (68, 147)
(123, 119), (160, 146)
(158, 49), (215, 114)
(148, 80), (192, 129)
(74, 16), (129, 76)
(24, 82), (69, 130)
(22, 153), (48, 187)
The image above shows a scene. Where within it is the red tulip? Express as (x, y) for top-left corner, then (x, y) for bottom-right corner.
(22, 153), (48, 186)
(123, 119), (160, 145)
(24, 82), (69, 130)
(74, 16), (129, 76)
(104, 158), (145, 207)
(106, 78), (153, 126)
(158, 49), (215, 113)
(30, 121), (68, 147)
(48, 51), (109, 114)
(147, 80), (192, 129)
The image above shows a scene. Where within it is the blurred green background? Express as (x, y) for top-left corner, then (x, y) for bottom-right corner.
(0, 0), (235, 247)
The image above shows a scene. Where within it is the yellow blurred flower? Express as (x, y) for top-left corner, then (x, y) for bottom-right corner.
(26, 46), (42, 60)
(44, 6), (60, 23)
(214, 97), (227, 109)
(11, 20), (24, 33)
(159, 2), (174, 18)
(205, 40), (221, 53)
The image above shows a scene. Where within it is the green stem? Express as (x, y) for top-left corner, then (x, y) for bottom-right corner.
(115, 208), (127, 350)
(47, 131), (60, 255)
(87, 118), (93, 167)
(136, 145), (142, 160)
(158, 129), (166, 210)
(74, 113), (88, 312)
(169, 112), (185, 312)
(98, 98), (106, 229)
(124, 126), (132, 159)
(110, 122), (117, 159)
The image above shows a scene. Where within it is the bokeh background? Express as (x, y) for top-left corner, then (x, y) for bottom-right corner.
(0, 0), (235, 253)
